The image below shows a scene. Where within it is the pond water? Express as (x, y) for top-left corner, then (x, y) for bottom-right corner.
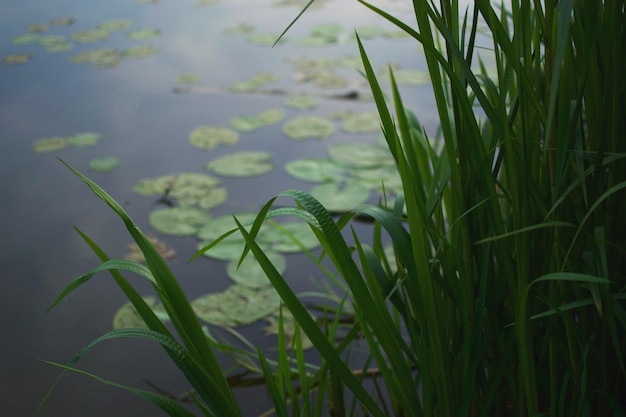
(1, 0), (444, 415)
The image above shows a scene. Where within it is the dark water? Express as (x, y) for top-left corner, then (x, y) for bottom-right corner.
(0, 1), (438, 415)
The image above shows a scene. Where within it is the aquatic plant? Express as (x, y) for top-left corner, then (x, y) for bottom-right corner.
(88, 156), (120, 172)
(282, 115), (334, 140)
(189, 126), (239, 149)
(206, 151), (275, 178)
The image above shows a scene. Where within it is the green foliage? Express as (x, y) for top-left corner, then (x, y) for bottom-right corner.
(41, 1), (625, 416)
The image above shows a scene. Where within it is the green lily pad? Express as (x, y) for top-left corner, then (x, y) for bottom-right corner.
(27, 23), (49, 33)
(227, 251), (286, 288)
(227, 80), (262, 93)
(352, 165), (402, 192)
(309, 180), (370, 212)
(189, 126), (239, 150)
(113, 296), (168, 329)
(96, 19), (133, 32)
(264, 309), (315, 349)
(13, 34), (39, 45)
(206, 151), (275, 177)
(328, 143), (393, 168)
(66, 132), (102, 147)
(45, 42), (73, 53)
(341, 111), (381, 134)
(50, 16), (77, 26)
(150, 207), (212, 236)
(284, 158), (347, 183)
(133, 172), (225, 208)
(380, 67), (430, 86)
(88, 156), (120, 172)
(38, 35), (67, 47)
(126, 28), (161, 40)
(197, 0), (219, 5)
(247, 33), (284, 46)
(284, 94), (318, 110)
(175, 73), (200, 84)
(263, 221), (321, 253)
(257, 109), (285, 125)
(283, 115), (334, 141)
(2, 53), (32, 64)
(32, 136), (69, 153)
(354, 24), (384, 39)
(229, 115), (262, 132)
(70, 48), (120, 67)
(224, 23), (256, 34)
(124, 236), (176, 263)
(191, 284), (281, 326)
(72, 28), (109, 43)
(122, 44), (159, 58)
(251, 72), (278, 84)
(196, 212), (258, 242)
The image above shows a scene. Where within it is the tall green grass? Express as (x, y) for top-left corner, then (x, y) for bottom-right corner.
(40, 0), (625, 416)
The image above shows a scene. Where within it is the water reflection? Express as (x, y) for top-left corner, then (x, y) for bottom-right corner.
(0, 1), (438, 415)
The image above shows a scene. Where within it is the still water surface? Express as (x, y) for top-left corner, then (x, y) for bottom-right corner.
(1, 0), (439, 415)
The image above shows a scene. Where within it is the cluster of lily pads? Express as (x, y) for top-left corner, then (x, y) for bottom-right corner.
(32, 132), (102, 153)
(5, 16), (160, 68)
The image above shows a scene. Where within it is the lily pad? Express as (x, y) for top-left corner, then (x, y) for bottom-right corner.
(38, 35), (67, 47)
(13, 34), (39, 45)
(150, 207), (212, 236)
(206, 151), (275, 177)
(70, 48), (120, 67)
(122, 44), (159, 58)
(284, 158), (347, 183)
(72, 28), (109, 43)
(27, 23), (49, 33)
(113, 296), (169, 330)
(341, 111), (381, 134)
(262, 221), (321, 253)
(284, 94), (317, 110)
(45, 42), (72, 53)
(229, 115), (262, 132)
(264, 309), (315, 349)
(189, 126), (239, 150)
(309, 180), (370, 212)
(257, 109), (285, 125)
(32, 136), (69, 153)
(2, 53), (32, 64)
(134, 173), (226, 209)
(224, 23), (255, 34)
(352, 165), (402, 192)
(124, 236), (176, 263)
(88, 156), (120, 172)
(227, 251), (286, 288)
(66, 132), (102, 147)
(283, 115), (334, 141)
(50, 17), (77, 27)
(191, 284), (281, 326)
(126, 28), (161, 40)
(175, 73), (200, 84)
(196, 212), (258, 242)
(97, 19), (133, 32)
(328, 143), (393, 168)
(247, 33), (284, 46)
(227, 80), (262, 93)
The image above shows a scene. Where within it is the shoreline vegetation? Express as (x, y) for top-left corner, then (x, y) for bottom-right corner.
(39, 0), (625, 416)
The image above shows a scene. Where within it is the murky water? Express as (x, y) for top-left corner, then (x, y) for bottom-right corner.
(0, 1), (441, 415)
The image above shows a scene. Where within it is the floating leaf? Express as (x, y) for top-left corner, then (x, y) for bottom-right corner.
(66, 132), (102, 147)
(284, 158), (347, 182)
(50, 17), (77, 27)
(328, 143), (393, 168)
(126, 28), (161, 40)
(207, 151), (275, 177)
(283, 115), (334, 140)
(251, 72), (278, 84)
(247, 33), (284, 46)
(27, 23), (49, 33)
(122, 44), (159, 58)
(45, 42), (72, 53)
(263, 221), (321, 253)
(175, 73), (200, 84)
(189, 126), (239, 150)
(354, 24), (384, 39)
(88, 156), (120, 172)
(38, 35), (67, 47)
(196, 213), (258, 242)
(309, 180), (370, 212)
(70, 48), (120, 67)
(197, 0), (219, 5)
(284, 94), (317, 110)
(227, 80), (261, 93)
(13, 34), (39, 45)
(150, 207), (212, 236)
(264, 309), (315, 349)
(72, 28), (109, 43)
(352, 165), (402, 192)
(191, 284), (280, 326)
(113, 296), (169, 329)
(257, 109), (285, 125)
(133, 173), (226, 209)
(312, 71), (348, 88)
(229, 115), (262, 132)
(2, 53), (32, 64)
(97, 19), (133, 32)
(341, 111), (381, 134)
(32, 137), (69, 153)
(124, 236), (176, 263)
(224, 23), (256, 34)
(227, 251), (286, 288)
